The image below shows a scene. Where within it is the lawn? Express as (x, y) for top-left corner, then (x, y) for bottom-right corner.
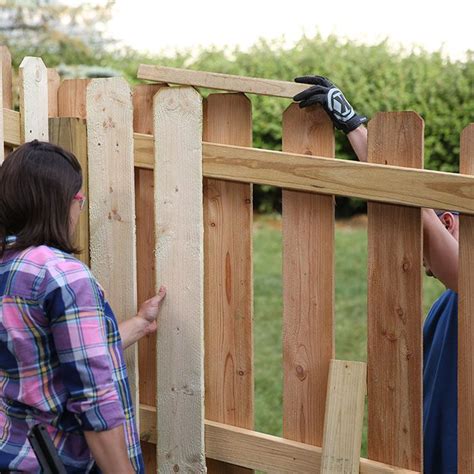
(253, 215), (445, 456)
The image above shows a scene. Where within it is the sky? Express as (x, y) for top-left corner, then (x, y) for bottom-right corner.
(105, 0), (474, 60)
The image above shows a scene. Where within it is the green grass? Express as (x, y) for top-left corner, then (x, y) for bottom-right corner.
(253, 216), (445, 456)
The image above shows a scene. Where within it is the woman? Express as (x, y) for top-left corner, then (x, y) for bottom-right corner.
(0, 140), (166, 473)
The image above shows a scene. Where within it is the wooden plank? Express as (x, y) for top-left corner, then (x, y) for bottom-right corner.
(154, 87), (205, 471)
(47, 68), (61, 117)
(132, 133), (474, 214)
(139, 405), (418, 474)
(458, 123), (474, 473)
(3, 109), (21, 146)
(367, 112), (423, 470)
(0, 47), (12, 110)
(138, 64), (308, 98)
(86, 77), (139, 420)
(282, 104), (335, 446)
(133, 83), (163, 472)
(58, 79), (90, 118)
(19, 57), (49, 142)
(49, 118), (89, 265)
(321, 360), (367, 474)
(203, 93), (253, 473)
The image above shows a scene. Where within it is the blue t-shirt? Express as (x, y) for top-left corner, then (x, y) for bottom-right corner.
(423, 289), (457, 474)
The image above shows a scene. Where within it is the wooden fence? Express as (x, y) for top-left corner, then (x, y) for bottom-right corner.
(2, 47), (474, 473)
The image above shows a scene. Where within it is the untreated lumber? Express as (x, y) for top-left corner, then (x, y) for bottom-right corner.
(138, 64), (307, 98)
(3, 109), (20, 146)
(139, 405), (418, 474)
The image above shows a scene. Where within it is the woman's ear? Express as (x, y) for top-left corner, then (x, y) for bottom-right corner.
(440, 212), (456, 235)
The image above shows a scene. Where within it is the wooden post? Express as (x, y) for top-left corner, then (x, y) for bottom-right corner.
(49, 117), (88, 261)
(367, 112), (424, 471)
(458, 123), (474, 473)
(58, 79), (90, 119)
(19, 57), (49, 142)
(86, 77), (139, 419)
(282, 104), (335, 445)
(1, 46), (13, 160)
(47, 69), (61, 118)
(133, 83), (163, 473)
(321, 360), (367, 474)
(203, 93), (254, 473)
(154, 87), (205, 472)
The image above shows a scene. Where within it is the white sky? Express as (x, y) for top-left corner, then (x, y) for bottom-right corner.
(105, 0), (474, 60)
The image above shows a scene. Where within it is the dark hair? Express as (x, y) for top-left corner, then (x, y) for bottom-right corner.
(0, 140), (83, 256)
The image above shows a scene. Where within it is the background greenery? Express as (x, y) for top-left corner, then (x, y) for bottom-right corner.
(254, 215), (445, 456)
(2, 1), (473, 215)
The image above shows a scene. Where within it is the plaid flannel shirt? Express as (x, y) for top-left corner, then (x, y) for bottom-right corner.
(0, 239), (143, 473)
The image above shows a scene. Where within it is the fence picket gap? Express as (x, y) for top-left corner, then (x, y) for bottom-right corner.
(154, 86), (205, 472)
(367, 112), (424, 470)
(458, 123), (474, 473)
(86, 77), (139, 419)
(282, 103), (335, 446)
(19, 57), (49, 142)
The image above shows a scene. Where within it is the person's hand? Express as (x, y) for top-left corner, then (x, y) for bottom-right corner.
(293, 76), (367, 134)
(136, 285), (166, 336)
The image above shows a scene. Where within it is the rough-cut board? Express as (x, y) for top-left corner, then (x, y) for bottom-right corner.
(19, 57), (49, 142)
(282, 104), (335, 446)
(132, 133), (474, 214)
(133, 83), (163, 473)
(0, 47), (12, 110)
(86, 78), (139, 419)
(458, 123), (474, 473)
(203, 93), (253, 474)
(47, 69), (60, 118)
(321, 360), (367, 474)
(154, 87), (205, 472)
(58, 79), (90, 119)
(138, 64), (308, 98)
(3, 109), (20, 147)
(49, 118), (89, 265)
(139, 406), (419, 474)
(367, 112), (423, 471)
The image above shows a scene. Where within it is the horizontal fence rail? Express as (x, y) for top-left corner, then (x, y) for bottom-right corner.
(138, 64), (308, 98)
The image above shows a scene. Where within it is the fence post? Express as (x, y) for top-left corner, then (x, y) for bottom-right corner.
(154, 86), (205, 472)
(86, 77), (139, 420)
(458, 123), (474, 473)
(367, 112), (424, 471)
(47, 68), (60, 118)
(19, 57), (48, 142)
(282, 104), (335, 446)
(1, 46), (12, 161)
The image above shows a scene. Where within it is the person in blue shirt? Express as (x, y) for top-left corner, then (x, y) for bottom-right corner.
(293, 76), (460, 473)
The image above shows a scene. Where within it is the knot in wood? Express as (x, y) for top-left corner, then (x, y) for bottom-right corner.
(295, 365), (307, 381)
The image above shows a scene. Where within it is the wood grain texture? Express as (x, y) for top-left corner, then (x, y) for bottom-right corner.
(47, 68), (60, 117)
(49, 118), (89, 265)
(139, 405), (419, 474)
(58, 79), (90, 118)
(203, 93), (253, 474)
(282, 104), (335, 445)
(133, 83), (163, 471)
(321, 360), (367, 474)
(19, 57), (48, 142)
(132, 133), (474, 214)
(0, 47), (12, 110)
(138, 64), (308, 98)
(458, 123), (474, 473)
(367, 112), (423, 471)
(86, 78), (139, 420)
(154, 87), (205, 472)
(3, 109), (20, 146)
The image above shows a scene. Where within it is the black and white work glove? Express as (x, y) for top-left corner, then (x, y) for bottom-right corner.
(293, 76), (367, 134)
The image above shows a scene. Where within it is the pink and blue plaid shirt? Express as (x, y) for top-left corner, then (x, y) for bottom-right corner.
(0, 239), (143, 473)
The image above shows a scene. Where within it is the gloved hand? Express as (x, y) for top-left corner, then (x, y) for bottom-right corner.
(293, 76), (367, 134)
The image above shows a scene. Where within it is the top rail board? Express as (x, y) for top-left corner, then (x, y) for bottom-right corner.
(138, 65), (307, 98)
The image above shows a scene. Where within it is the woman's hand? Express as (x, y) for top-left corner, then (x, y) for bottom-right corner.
(136, 285), (167, 336)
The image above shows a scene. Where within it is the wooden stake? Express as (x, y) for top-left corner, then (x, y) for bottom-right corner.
(367, 112), (423, 471)
(47, 68), (60, 118)
(321, 360), (367, 474)
(458, 123), (474, 473)
(19, 57), (49, 142)
(203, 93), (253, 473)
(282, 104), (335, 445)
(86, 77), (139, 419)
(154, 87), (205, 472)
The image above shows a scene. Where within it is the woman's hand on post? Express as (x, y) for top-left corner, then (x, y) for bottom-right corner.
(136, 285), (167, 336)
